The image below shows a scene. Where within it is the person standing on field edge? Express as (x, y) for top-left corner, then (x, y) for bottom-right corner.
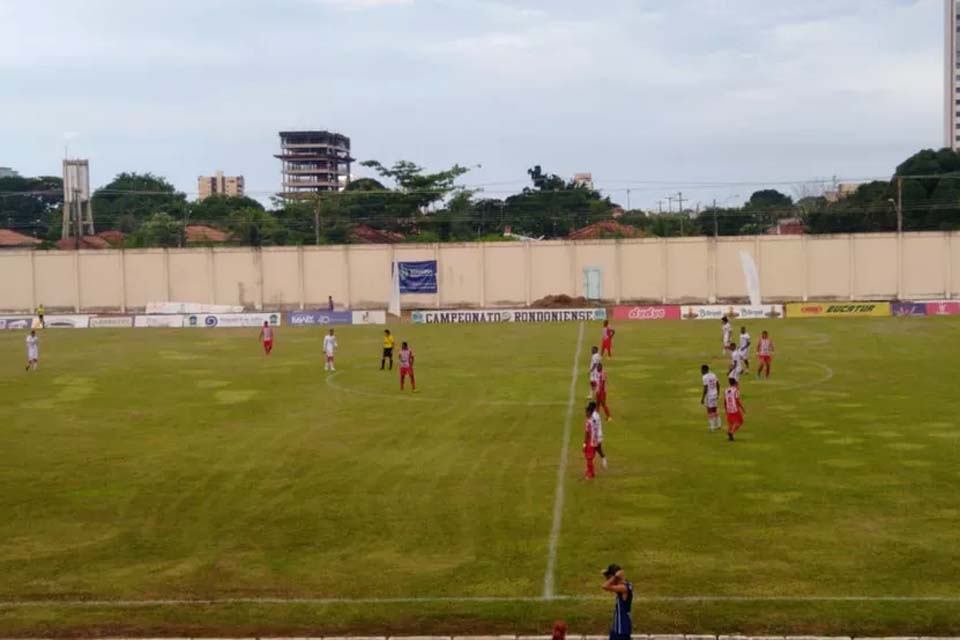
(602, 563), (633, 640)
(328, 295), (334, 311)
(36, 303), (45, 328)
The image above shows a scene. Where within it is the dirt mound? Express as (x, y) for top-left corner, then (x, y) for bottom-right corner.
(532, 294), (601, 308)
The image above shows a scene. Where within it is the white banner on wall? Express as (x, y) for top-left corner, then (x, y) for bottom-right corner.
(145, 302), (244, 315)
(43, 315), (91, 328)
(412, 308), (607, 324)
(183, 313), (282, 328)
(90, 316), (134, 328)
(681, 305), (784, 320)
(352, 310), (387, 325)
(134, 315), (184, 328)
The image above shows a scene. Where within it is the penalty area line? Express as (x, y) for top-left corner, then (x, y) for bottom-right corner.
(2, 594), (960, 608)
(542, 321), (585, 600)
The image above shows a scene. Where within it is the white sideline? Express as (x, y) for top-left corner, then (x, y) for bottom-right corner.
(542, 322), (586, 600)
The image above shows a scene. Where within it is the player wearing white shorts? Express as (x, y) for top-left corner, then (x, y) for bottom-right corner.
(589, 401), (608, 468)
(587, 346), (602, 399)
(700, 364), (720, 431)
(25, 330), (39, 372)
(728, 343), (744, 384)
(323, 328), (338, 371)
(738, 327), (751, 373)
(721, 316), (732, 356)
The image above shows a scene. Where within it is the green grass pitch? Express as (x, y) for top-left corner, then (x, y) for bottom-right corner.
(0, 318), (959, 637)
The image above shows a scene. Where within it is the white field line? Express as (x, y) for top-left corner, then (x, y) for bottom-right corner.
(542, 322), (585, 600)
(2, 594), (960, 608)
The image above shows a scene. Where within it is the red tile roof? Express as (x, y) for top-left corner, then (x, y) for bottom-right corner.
(349, 224), (405, 244)
(0, 229), (42, 248)
(568, 220), (643, 240)
(56, 235), (111, 250)
(186, 225), (230, 243)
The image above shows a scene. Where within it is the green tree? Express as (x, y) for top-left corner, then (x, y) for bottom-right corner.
(0, 175), (63, 239)
(189, 195), (263, 227)
(92, 173), (187, 232)
(229, 208), (282, 247)
(502, 165), (615, 238)
(138, 212), (182, 247)
(359, 160), (471, 215)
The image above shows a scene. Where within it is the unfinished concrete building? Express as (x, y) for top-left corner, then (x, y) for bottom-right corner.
(275, 130), (353, 197)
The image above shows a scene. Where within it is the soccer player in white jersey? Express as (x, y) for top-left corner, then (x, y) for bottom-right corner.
(721, 316), (732, 356)
(700, 364), (720, 431)
(323, 328), (338, 371)
(738, 326), (751, 373)
(588, 400), (608, 469)
(25, 330), (39, 372)
(727, 342), (743, 384)
(587, 346), (602, 399)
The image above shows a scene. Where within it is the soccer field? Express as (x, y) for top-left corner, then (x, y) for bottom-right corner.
(0, 317), (959, 637)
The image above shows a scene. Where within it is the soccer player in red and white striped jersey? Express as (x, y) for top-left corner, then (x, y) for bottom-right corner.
(399, 341), (417, 392)
(724, 379), (745, 442)
(601, 321), (615, 358)
(756, 330), (775, 380)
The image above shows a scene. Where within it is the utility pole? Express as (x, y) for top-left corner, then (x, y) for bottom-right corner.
(676, 191), (686, 213)
(626, 189), (631, 210)
(666, 196), (675, 213)
(657, 200), (664, 214)
(73, 188), (81, 250)
(896, 176), (903, 233)
(712, 198), (719, 238)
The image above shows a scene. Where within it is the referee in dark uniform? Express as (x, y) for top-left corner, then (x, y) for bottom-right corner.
(602, 563), (633, 640)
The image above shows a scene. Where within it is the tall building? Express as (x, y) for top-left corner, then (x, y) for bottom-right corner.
(198, 170), (245, 200)
(0, 166), (19, 179)
(946, 0), (960, 149)
(275, 130), (353, 197)
(61, 159), (94, 240)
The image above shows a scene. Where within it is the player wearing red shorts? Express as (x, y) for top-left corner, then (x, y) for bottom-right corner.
(756, 330), (774, 380)
(399, 341), (417, 392)
(724, 379), (745, 442)
(601, 320), (615, 358)
(258, 321), (275, 356)
(595, 363), (612, 421)
(583, 404), (598, 479)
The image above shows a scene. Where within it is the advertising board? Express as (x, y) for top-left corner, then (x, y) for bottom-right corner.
(411, 308), (606, 324)
(680, 305), (784, 320)
(43, 315), (90, 328)
(891, 303), (926, 317)
(785, 302), (891, 318)
(0, 316), (33, 330)
(146, 302), (243, 315)
(351, 310), (387, 325)
(90, 316), (134, 328)
(610, 305), (681, 321)
(134, 315), (184, 328)
(925, 301), (960, 316)
(287, 310), (353, 326)
(184, 313), (282, 328)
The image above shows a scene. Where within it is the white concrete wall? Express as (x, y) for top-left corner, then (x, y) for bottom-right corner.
(1, 232), (959, 312)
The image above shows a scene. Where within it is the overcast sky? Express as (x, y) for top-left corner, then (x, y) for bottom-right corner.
(0, 0), (945, 209)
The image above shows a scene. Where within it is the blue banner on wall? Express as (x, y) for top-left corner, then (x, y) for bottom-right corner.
(398, 260), (438, 294)
(891, 302), (926, 317)
(286, 310), (354, 326)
